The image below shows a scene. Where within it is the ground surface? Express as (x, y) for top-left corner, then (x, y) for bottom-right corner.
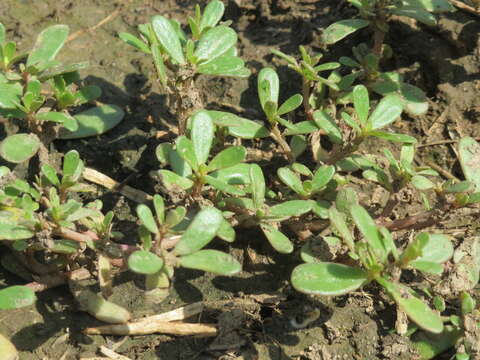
(0, 0), (479, 359)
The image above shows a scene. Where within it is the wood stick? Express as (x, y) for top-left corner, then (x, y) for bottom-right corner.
(67, 8), (122, 42)
(133, 302), (204, 323)
(99, 346), (132, 360)
(83, 167), (152, 203)
(449, 0), (480, 16)
(84, 321), (217, 336)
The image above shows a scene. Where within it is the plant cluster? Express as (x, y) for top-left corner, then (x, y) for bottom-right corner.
(0, 1), (479, 359)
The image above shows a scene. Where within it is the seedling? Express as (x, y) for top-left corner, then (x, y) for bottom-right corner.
(0, 22), (124, 164)
(130, 198), (241, 291)
(292, 203), (453, 333)
(119, 0), (250, 134)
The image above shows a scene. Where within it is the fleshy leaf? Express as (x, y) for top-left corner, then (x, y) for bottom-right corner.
(209, 163), (251, 185)
(311, 165), (335, 192)
(191, 110), (214, 165)
(268, 200), (313, 218)
(217, 219), (235, 243)
(157, 170), (193, 191)
(200, 0), (225, 32)
(322, 19), (370, 45)
(137, 204), (159, 234)
(128, 250), (164, 275)
(153, 194), (165, 225)
(179, 249), (241, 275)
(207, 146), (246, 172)
(313, 110), (343, 144)
(368, 131), (417, 143)
(412, 175), (435, 190)
(194, 26), (237, 62)
(277, 94), (303, 115)
(152, 15), (185, 64)
(119, 32), (151, 53)
(197, 55), (250, 77)
(350, 204), (386, 262)
(0, 133), (40, 163)
(0, 286), (36, 309)
(36, 111), (78, 131)
(26, 25), (69, 67)
(328, 207), (355, 251)
(250, 164), (265, 210)
(260, 223), (293, 254)
(174, 207), (223, 255)
(291, 262), (368, 295)
(175, 136), (199, 171)
(204, 175), (245, 196)
(376, 277), (443, 334)
(258, 67), (279, 110)
(410, 234), (453, 266)
(367, 94), (403, 130)
(277, 167), (305, 196)
(59, 105), (124, 139)
(459, 137), (480, 192)
(353, 85), (370, 126)
(0, 223), (35, 240)
(227, 117), (269, 139)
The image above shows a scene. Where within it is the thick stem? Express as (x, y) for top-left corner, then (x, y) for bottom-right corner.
(171, 76), (203, 135)
(270, 124), (294, 163)
(302, 77), (313, 121)
(372, 28), (386, 58)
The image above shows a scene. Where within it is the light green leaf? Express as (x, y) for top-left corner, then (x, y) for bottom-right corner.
(459, 137), (480, 192)
(260, 223), (293, 254)
(137, 204), (159, 234)
(250, 164), (265, 210)
(313, 110), (343, 144)
(368, 131), (417, 143)
(277, 94), (303, 115)
(179, 249), (241, 275)
(322, 19), (370, 45)
(157, 170), (194, 191)
(36, 111), (78, 131)
(153, 194), (165, 225)
(311, 165), (335, 193)
(412, 175), (435, 190)
(258, 67), (279, 109)
(0, 223), (35, 240)
(376, 277), (443, 334)
(26, 24), (69, 67)
(0, 22), (5, 45)
(410, 234), (453, 265)
(175, 136), (199, 171)
(197, 55), (250, 77)
(204, 175), (246, 196)
(209, 163), (251, 185)
(217, 219), (235, 243)
(194, 26), (237, 62)
(63, 150), (82, 180)
(227, 117), (270, 139)
(0, 134), (40, 163)
(353, 85), (370, 126)
(268, 200), (313, 219)
(191, 110), (214, 165)
(152, 15), (185, 64)
(128, 250), (164, 274)
(41, 164), (60, 186)
(0, 82), (22, 109)
(174, 207), (224, 255)
(284, 120), (319, 135)
(402, 0), (454, 12)
(367, 94), (403, 130)
(328, 207), (355, 252)
(277, 167), (305, 196)
(350, 204), (386, 262)
(200, 0), (225, 32)
(0, 286), (36, 309)
(59, 105), (124, 139)
(37, 62), (89, 81)
(208, 146), (246, 172)
(119, 32), (151, 53)
(291, 262), (368, 295)
(165, 206), (187, 228)
(391, 8), (437, 26)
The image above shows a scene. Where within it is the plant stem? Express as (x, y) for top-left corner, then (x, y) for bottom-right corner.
(302, 77), (313, 121)
(270, 124), (294, 163)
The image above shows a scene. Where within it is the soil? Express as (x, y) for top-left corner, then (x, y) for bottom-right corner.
(0, 0), (479, 359)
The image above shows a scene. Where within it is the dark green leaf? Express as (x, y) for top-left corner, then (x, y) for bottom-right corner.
(277, 94), (303, 115)
(0, 223), (34, 240)
(291, 262), (368, 295)
(313, 110), (343, 144)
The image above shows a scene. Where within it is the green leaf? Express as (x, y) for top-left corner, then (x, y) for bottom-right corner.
(258, 67), (279, 110)
(268, 200), (313, 219)
(412, 175), (435, 190)
(152, 15), (185, 64)
(175, 136), (199, 171)
(260, 223), (293, 254)
(156, 143), (172, 166)
(312, 200), (330, 219)
(36, 111), (78, 131)
(328, 207), (355, 252)
(200, 0), (225, 32)
(165, 206), (187, 228)
(284, 120), (319, 135)
(368, 131), (417, 143)
(197, 55), (250, 77)
(313, 110), (343, 144)
(312, 165), (335, 193)
(277, 94), (303, 115)
(157, 170), (194, 191)
(194, 26), (237, 62)
(63, 150), (82, 180)
(204, 175), (246, 196)
(119, 32), (151, 53)
(75, 85), (102, 105)
(250, 164), (265, 210)
(0, 134), (40, 163)
(277, 167), (306, 196)
(59, 105), (124, 139)
(402, 0), (454, 12)
(291, 262), (368, 295)
(322, 19), (370, 45)
(174, 207), (224, 255)
(376, 277), (443, 334)
(0, 82), (23, 109)
(459, 137), (480, 192)
(169, 148), (192, 177)
(0, 223), (35, 240)
(152, 43), (168, 87)
(137, 204), (159, 234)
(208, 146), (246, 172)
(411, 326), (462, 360)
(179, 249), (241, 275)
(153, 194), (165, 225)
(128, 250), (164, 275)
(350, 205), (386, 262)
(410, 233), (453, 265)
(290, 135), (307, 159)
(41, 164), (60, 186)
(0, 286), (36, 309)
(26, 24), (69, 67)
(367, 94), (403, 130)
(209, 163), (251, 185)
(217, 219), (235, 243)
(391, 8), (437, 26)
(0, 22), (5, 45)
(37, 62), (89, 81)
(191, 110), (214, 165)
(353, 85), (370, 126)
(444, 181), (472, 193)
(226, 117), (269, 139)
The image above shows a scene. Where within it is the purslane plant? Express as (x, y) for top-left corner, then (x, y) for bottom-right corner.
(119, 0), (250, 134)
(0, 23), (124, 164)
